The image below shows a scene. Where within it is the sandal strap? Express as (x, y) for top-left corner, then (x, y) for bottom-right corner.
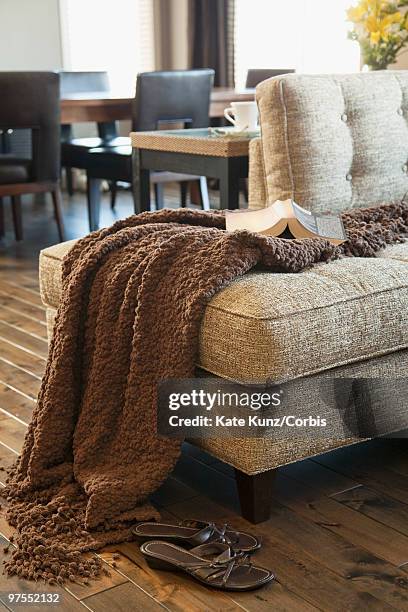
(181, 550), (252, 586)
(180, 519), (240, 547)
(212, 522), (240, 547)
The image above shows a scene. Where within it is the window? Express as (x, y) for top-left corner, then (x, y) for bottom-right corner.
(60, 0), (155, 91)
(235, 0), (360, 88)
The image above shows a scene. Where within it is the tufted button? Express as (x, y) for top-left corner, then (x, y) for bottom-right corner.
(346, 173), (352, 181)
(341, 113), (348, 122)
(398, 108), (404, 116)
(403, 164), (408, 173)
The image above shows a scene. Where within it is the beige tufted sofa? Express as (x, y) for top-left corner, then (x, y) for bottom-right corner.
(40, 72), (408, 523)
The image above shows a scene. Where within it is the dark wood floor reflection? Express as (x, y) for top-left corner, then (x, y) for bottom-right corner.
(0, 188), (407, 610)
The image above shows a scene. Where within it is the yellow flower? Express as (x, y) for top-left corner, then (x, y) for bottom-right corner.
(364, 10), (404, 43)
(366, 14), (380, 31)
(347, 5), (367, 22)
(387, 11), (404, 25)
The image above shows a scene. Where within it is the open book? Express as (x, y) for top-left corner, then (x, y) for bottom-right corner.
(225, 199), (347, 245)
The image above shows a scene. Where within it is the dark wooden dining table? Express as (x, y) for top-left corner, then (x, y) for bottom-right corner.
(60, 87), (255, 124)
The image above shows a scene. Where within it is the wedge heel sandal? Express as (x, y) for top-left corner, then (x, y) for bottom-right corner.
(133, 519), (261, 552)
(140, 541), (274, 591)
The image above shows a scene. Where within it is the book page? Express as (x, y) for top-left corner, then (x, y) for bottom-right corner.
(225, 202), (286, 234)
(292, 202), (346, 240)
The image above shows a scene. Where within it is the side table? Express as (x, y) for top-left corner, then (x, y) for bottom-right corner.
(131, 128), (258, 213)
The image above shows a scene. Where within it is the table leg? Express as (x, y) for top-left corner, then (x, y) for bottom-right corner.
(132, 148), (150, 214)
(219, 157), (240, 210)
(87, 175), (102, 232)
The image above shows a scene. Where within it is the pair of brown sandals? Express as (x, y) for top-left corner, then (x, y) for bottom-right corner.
(133, 519), (275, 591)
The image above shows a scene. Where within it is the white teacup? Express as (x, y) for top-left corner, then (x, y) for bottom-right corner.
(224, 101), (258, 132)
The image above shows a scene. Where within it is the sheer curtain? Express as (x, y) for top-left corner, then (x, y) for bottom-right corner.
(235, 0), (360, 88)
(60, 0), (155, 92)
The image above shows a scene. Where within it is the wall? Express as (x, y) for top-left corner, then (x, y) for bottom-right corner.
(153, 0), (188, 70)
(393, 52), (408, 70)
(0, 0), (63, 70)
(170, 0), (188, 69)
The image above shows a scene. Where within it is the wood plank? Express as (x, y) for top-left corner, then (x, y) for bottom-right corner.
(375, 440), (408, 478)
(0, 383), (35, 424)
(112, 544), (316, 612)
(313, 444), (408, 505)
(0, 340), (46, 377)
(167, 495), (393, 611)
(101, 545), (247, 612)
(173, 452), (241, 511)
(82, 581), (163, 611)
(64, 556), (128, 601)
(0, 270), (40, 291)
(171, 450), (408, 605)
(0, 294), (46, 324)
(0, 253), (38, 273)
(0, 413), (27, 453)
(0, 443), (16, 485)
(0, 310), (48, 340)
(0, 321), (48, 359)
(150, 476), (197, 508)
(0, 360), (41, 400)
(259, 495), (408, 610)
(282, 458), (360, 496)
(0, 280), (44, 308)
(271, 472), (408, 568)
(0, 494), (131, 606)
(0, 505), (16, 541)
(0, 536), (88, 612)
(332, 485), (408, 537)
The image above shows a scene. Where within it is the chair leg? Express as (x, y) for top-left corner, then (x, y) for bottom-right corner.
(154, 183), (164, 209)
(180, 182), (188, 208)
(66, 167), (74, 196)
(198, 176), (210, 211)
(11, 195), (23, 241)
(0, 197), (4, 237)
(235, 468), (276, 524)
(51, 189), (66, 242)
(109, 181), (117, 210)
(241, 178), (249, 203)
(87, 176), (102, 232)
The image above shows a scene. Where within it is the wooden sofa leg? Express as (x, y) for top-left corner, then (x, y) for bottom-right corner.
(235, 468), (276, 524)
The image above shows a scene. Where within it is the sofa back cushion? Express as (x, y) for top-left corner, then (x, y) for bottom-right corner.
(256, 71), (408, 212)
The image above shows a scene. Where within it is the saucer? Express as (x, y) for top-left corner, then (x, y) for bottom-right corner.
(209, 127), (260, 138)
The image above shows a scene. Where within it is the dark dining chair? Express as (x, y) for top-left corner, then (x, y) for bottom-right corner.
(84, 69), (214, 231)
(245, 69), (295, 88)
(60, 71), (127, 205)
(0, 72), (65, 241)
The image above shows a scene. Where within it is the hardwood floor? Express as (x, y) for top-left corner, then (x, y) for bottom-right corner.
(0, 190), (407, 611)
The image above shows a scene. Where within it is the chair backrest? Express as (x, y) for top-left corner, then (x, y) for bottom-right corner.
(60, 71), (117, 139)
(133, 69), (215, 132)
(256, 71), (408, 212)
(245, 69), (295, 89)
(0, 71), (60, 182)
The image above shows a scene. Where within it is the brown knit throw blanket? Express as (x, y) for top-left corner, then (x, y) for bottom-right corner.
(2, 202), (408, 585)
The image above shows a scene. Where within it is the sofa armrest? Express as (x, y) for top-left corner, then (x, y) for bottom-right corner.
(248, 137), (267, 210)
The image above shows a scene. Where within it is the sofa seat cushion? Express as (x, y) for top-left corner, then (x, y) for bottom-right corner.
(40, 240), (408, 384)
(378, 242), (408, 262)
